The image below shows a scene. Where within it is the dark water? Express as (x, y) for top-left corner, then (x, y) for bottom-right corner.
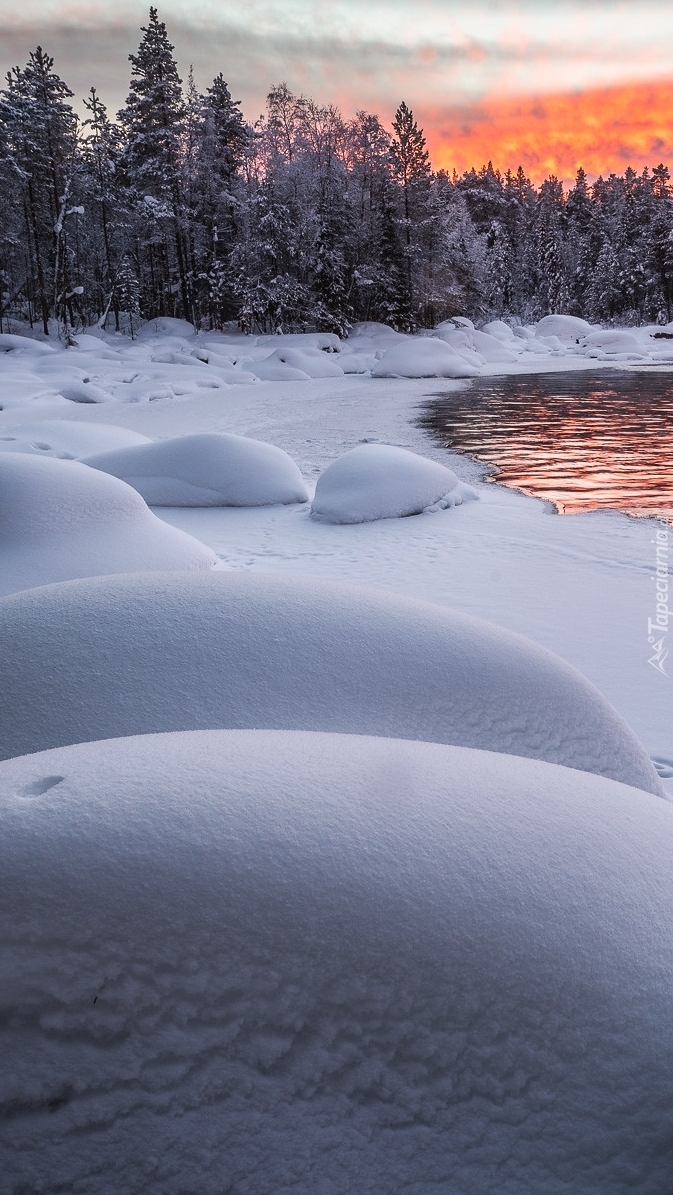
(419, 370), (673, 520)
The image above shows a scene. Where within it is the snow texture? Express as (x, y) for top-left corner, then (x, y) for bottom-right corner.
(0, 454), (216, 596)
(0, 419), (150, 459)
(372, 337), (480, 378)
(1, 728), (672, 1195)
(0, 570), (661, 796)
(311, 442), (472, 523)
(83, 432), (309, 507)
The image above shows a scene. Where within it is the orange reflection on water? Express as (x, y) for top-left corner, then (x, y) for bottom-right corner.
(421, 371), (673, 521)
(421, 78), (673, 183)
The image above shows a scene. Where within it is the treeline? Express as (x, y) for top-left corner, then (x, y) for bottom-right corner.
(2, 7), (673, 339)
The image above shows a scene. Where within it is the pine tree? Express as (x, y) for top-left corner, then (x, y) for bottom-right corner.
(0, 47), (78, 333)
(114, 252), (141, 337)
(118, 8), (192, 321)
(389, 101), (430, 326)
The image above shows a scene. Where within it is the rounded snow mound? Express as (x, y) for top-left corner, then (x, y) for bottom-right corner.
(0, 570), (661, 795)
(249, 347), (344, 381)
(136, 317), (196, 339)
(1, 728), (672, 1195)
(0, 454), (216, 597)
(0, 332), (55, 355)
(535, 314), (592, 340)
(0, 420), (150, 460)
(83, 432), (309, 507)
(311, 443), (471, 523)
(481, 318), (515, 341)
(372, 337), (479, 378)
(580, 329), (645, 354)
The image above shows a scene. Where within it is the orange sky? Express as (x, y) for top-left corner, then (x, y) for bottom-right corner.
(422, 77), (673, 186)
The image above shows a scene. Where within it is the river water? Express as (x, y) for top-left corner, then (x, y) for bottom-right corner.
(419, 369), (673, 521)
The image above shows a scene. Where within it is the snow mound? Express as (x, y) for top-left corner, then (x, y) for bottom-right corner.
(311, 443), (470, 523)
(0, 571), (661, 795)
(0, 332), (55, 355)
(535, 314), (592, 340)
(0, 455), (216, 596)
(83, 433), (309, 507)
(248, 350), (311, 381)
(372, 337), (479, 378)
(580, 330), (645, 354)
(250, 347), (343, 380)
(481, 318), (515, 341)
(137, 317), (196, 339)
(0, 420), (150, 460)
(470, 328), (518, 362)
(1, 728), (672, 1195)
(263, 332), (342, 353)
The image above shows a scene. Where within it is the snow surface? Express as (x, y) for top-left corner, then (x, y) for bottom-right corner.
(1, 728), (672, 1195)
(0, 570), (661, 795)
(0, 454), (216, 596)
(311, 442), (474, 523)
(0, 419), (150, 459)
(83, 432), (309, 507)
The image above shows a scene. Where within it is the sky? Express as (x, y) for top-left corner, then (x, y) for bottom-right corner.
(1, 0), (673, 183)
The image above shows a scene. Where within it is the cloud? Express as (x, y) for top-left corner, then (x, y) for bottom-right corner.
(2, 1), (673, 180)
(422, 78), (673, 183)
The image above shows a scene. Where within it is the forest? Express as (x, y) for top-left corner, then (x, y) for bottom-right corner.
(2, 6), (673, 339)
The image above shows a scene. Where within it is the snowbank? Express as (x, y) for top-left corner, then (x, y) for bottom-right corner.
(311, 443), (471, 523)
(0, 571), (661, 795)
(83, 433), (309, 507)
(1, 728), (672, 1195)
(0, 455), (216, 596)
(0, 420), (150, 459)
(372, 337), (479, 378)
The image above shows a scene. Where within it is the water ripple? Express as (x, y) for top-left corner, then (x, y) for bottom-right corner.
(419, 370), (673, 520)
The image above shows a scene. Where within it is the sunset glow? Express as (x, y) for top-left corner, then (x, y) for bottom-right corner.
(422, 78), (673, 185)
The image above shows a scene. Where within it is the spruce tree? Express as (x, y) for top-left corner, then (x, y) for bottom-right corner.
(118, 8), (192, 321)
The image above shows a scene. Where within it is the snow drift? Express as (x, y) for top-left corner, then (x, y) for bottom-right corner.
(83, 432), (309, 507)
(0, 454), (216, 596)
(0, 570), (661, 795)
(311, 443), (473, 523)
(1, 728), (672, 1195)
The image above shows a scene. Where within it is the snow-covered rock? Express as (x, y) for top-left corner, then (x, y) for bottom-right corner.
(0, 455), (215, 596)
(263, 332), (342, 353)
(137, 317), (196, 339)
(580, 330), (645, 354)
(0, 571), (661, 795)
(251, 347), (343, 380)
(248, 350), (312, 381)
(311, 443), (471, 523)
(482, 318), (515, 341)
(470, 328), (518, 362)
(83, 433), (309, 507)
(1, 728), (672, 1194)
(535, 314), (592, 340)
(0, 332), (55, 355)
(372, 337), (479, 378)
(0, 420), (150, 459)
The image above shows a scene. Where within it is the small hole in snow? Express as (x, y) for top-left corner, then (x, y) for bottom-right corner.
(0, 436), (16, 441)
(20, 775), (65, 797)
